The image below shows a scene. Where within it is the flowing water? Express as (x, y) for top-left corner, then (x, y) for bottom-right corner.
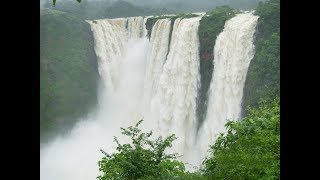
(197, 13), (259, 162)
(40, 12), (259, 179)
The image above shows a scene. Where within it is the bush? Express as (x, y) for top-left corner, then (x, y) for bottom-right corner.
(202, 97), (280, 179)
(98, 120), (191, 180)
(242, 0), (280, 114)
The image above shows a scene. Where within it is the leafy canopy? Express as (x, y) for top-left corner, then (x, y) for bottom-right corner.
(97, 120), (190, 180)
(242, 0), (280, 111)
(202, 97), (280, 179)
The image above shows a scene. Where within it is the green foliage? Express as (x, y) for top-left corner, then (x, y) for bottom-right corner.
(98, 97), (280, 179)
(102, 1), (170, 19)
(40, 9), (98, 142)
(47, 0), (172, 20)
(51, 0), (261, 15)
(202, 97), (280, 179)
(97, 120), (198, 180)
(242, 0), (280, 114)
(198, 6), (237, 61)
(197, 6), (237, 130)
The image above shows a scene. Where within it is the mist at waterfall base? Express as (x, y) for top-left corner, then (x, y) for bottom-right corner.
(40, 13), (258, 180)
(40, 38), (149, 180)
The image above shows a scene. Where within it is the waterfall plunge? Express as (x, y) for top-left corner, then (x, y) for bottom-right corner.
(197, 13), (259, 162)
(40, 17), (149, 180)
(143, 18), (171, 113)
(41, 12), (259, 179)
(147, 17), (202, 166)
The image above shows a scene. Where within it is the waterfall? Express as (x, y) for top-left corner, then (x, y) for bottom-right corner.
(127, 16), (145, 39)
(143, 18), (171, 110)
(87, 18), (127, 91)
(41, 16), (149, 180)
(143, 16), (151, 37)
(148, 17), (201, 165)
(197, 12), (259, 161)
(41, 12), (260, 179)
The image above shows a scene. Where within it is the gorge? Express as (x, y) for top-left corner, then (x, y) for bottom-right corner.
(40, 11), (260, 179)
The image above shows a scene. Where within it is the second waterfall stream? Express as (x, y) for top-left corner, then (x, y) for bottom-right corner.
(40, 12), (259, 180)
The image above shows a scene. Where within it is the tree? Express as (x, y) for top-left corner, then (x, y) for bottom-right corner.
(97, 120), (190, 180)
(202, 97), (280, 179)
(242, 0), (280, 113)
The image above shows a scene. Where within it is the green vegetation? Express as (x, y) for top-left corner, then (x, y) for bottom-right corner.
(42, 1), (280, 178)
(50, 0), (262, 14)
(242, 0), (280, 115)
(46, 0), (172, 20)
(98, 97), (280, 179)
(100, 1), (170, 19)
(52, 0), (81, 7)
(98, 120), (203, 180)
(197, 6), (237, 130)
(40, 9), (98, 142)
(202, 97), (280, 179)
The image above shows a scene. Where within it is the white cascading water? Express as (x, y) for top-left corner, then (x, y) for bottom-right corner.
(86, 18), (127, 91)
(40, 16), (149, 180)
(41, 12), (259, 179)
(197, 12), (259, 162)
(147, 17), (202, 166)
(127, 16), (145, 39)
(143, 16), (151, 37)
(143, 18), (171, 110)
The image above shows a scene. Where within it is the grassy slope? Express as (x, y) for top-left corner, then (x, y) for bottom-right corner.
(40, 9), (98, 142)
